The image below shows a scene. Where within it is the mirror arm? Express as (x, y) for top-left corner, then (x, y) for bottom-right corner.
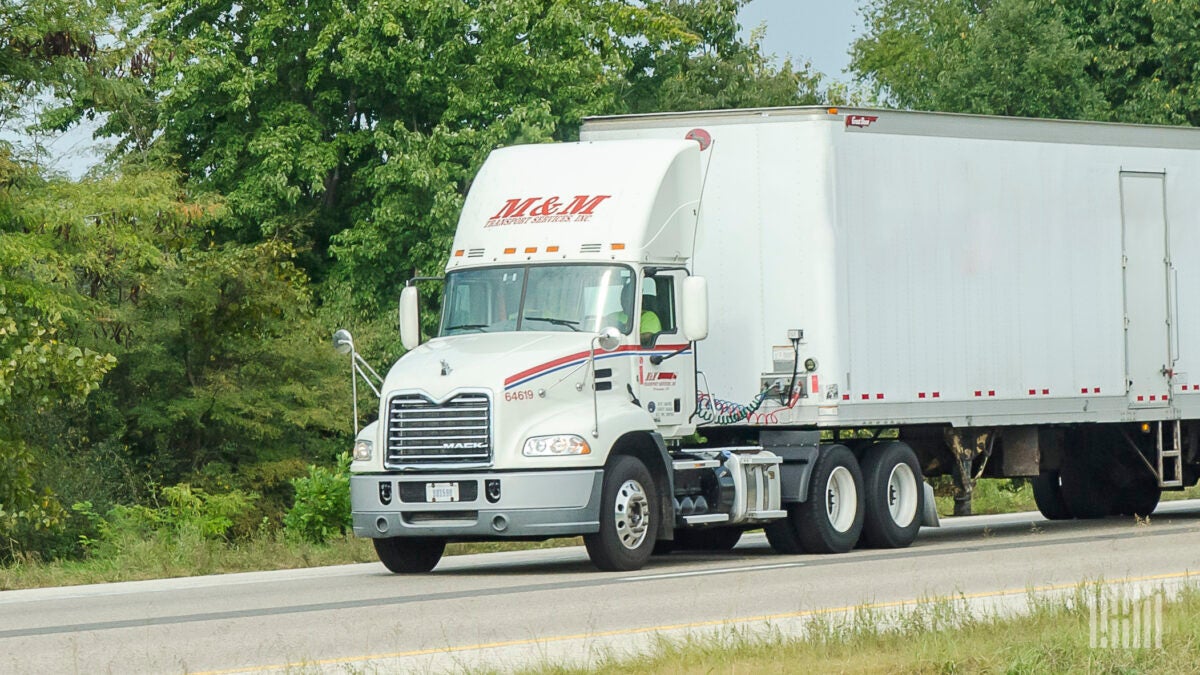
(649, 344), (690, 366)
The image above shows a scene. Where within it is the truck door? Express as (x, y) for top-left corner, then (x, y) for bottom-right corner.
(1121, 171), (1174, 408)
(635, 270), (696, 430)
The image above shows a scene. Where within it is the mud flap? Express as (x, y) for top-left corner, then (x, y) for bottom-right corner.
(921, 482), (940, 527)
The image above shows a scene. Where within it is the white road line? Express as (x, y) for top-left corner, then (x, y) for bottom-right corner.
(622, 561), (807, 581)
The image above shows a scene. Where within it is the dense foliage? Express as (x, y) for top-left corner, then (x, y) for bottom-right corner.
(1, 0), (825, 563)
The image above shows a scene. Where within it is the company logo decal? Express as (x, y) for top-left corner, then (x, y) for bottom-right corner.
(442, 442), (486, 449)
(486, 195), (612, 227)
(845, 114), (879, 128)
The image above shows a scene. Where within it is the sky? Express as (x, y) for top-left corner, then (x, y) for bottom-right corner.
(13, 1), (864, 178)
(739, 0), (862, 79)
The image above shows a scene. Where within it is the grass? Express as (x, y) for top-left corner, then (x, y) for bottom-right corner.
(525, 584), (1200, 674)
(0, 532), (583, 591)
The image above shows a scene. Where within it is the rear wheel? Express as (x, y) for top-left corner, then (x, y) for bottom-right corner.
(373, 537), (446, 574)
(766, 445), (864, 554)
(1031, 471), (1073, 520)
(859, 442), (923, 549)
(584, 455), (658, 571)
(1112, 478), (1161, 517)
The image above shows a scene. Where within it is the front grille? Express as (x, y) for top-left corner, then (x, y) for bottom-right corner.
(385, 393), (491, 466)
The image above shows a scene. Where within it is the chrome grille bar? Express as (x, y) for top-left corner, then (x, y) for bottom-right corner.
(385, 393), (491, 467)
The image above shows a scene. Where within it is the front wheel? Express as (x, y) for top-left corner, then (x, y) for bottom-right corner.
(584, 455), (659, 571)
(373, 537), (446, 574)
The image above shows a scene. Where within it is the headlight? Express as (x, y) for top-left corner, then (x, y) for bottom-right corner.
(522, 434), (591, 457)
(353, 439), (373, 461)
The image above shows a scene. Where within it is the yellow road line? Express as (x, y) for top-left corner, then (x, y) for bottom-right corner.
(193, 569), (1198, 675)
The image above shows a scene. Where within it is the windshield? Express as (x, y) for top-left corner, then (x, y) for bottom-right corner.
(439, 264), (635, 336)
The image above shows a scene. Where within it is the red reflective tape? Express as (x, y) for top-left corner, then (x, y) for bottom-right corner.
(1042, 389), (1049, 395)
(932, 392), (941, 398)
(974, 390), (982, 397)
(988, 390), (995, 397)
(876, 393), (884, 400)
(1151, 395), (1157, 401)
(918, 392), (926, 399)
(1028, 389), (1036, 396)
(1080, 387), (1088, 394)
(861, 394), (869, 400)
(842, 394), (850, 401)
(1138, 395), (1145, 401)
(811, 375), (819, 396)
(1094, 387), (1101, 393)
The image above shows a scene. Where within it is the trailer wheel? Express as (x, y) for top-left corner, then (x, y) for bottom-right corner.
(766, 445), (864, 554)
(1031, 471), (1073, 520)
(674, 526), (743, 551)
(584, 455), (658, 571)
(1059, 458), (1111, 519)
(1112, 478), (1161, 517)
(373, 537), (446, 574)
(859, 443), (923, 549)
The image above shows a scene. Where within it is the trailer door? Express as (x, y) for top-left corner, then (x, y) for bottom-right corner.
(1121, 171), (1173, 408)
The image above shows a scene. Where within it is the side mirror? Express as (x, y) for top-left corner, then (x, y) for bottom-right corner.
(596, 326), (621, 352)
(332, 328), (354, 355)
(399, 286), (420, 351)
(681, 276), (709, 342)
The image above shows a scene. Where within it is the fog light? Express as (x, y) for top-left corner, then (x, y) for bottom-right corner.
(522, 434), (591, 457)
(354, 438), (373, 461)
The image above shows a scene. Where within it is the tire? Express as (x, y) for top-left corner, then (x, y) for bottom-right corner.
(859, 442), (923, 549)
(584, 455), (659, 571)
(1112, 478), (1161, 517)
(1059, 455), (1112, 519)
(1031, 471), (1073, 520)
(373, 537), (446, 574)
(766, 445), (864, 554)
(765, 506), (805, 554)
(674, 526), (743, 551)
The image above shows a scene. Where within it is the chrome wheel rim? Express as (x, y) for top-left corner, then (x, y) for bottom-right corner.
(887, 462), (919, 527)
(614, 479), (650, 549)
(826, 466), (857, 533)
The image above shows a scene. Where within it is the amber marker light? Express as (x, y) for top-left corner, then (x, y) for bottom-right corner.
(503, 247), (517, 254)
(611, 243), (626, 251)
(546, 245), (560, 253)
(525, 246), (537, 254)
(454, 249), (464, 257)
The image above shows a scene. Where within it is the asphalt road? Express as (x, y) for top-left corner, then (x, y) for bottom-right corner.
(3, 501), (1200, 674)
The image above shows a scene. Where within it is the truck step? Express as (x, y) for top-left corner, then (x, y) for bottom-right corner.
(682, 513), (729, 525)
(745, 509), (788, 520)
(672, 458), (720, 470)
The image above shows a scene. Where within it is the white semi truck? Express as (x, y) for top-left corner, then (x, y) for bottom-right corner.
(335, 107), (1200, 572)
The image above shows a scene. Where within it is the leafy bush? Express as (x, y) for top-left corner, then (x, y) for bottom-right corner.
(284, 453), (351, 544)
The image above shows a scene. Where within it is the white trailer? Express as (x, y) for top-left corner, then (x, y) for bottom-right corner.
(337, 107), (1200, 573)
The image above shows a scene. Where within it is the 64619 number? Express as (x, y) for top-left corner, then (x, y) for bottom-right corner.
(505, 389), (534, 402)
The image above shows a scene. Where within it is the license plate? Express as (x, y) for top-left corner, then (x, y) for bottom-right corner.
(426, 482), (459, 503)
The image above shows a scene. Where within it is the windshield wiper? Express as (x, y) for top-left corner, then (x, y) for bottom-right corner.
(445, 323), (488, 333)
(524, 316), (580, 331)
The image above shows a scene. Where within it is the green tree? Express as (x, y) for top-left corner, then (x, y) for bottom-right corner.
(624, 0), (827, 113)
(852, 0), (1102, 118)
